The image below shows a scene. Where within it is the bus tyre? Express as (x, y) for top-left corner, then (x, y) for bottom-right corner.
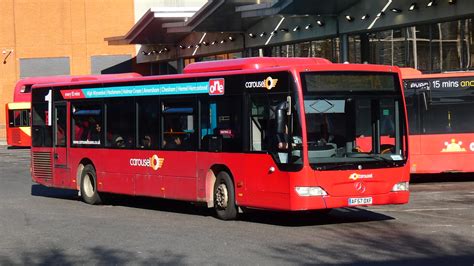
(80, 164), (102, 205)
(214, 171), (237, 220)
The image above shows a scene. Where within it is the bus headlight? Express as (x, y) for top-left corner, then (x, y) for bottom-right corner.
(295, 186), (328, 196)
(391, 182), (409, 192)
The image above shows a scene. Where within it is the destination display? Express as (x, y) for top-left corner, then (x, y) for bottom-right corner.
(60, 81), (210, 99)
(405, 77), (474, 90)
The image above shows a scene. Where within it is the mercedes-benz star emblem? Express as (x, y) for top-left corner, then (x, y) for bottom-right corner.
(354, 182), (366, 193)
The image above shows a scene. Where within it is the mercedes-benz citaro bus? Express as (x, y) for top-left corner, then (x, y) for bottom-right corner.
(30, 57), (410, 220)
(6, 73), (141, 147)
(402, 68), (474, 174)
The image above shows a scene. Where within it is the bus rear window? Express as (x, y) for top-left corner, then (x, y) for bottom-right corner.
(302, 72), (397, 92)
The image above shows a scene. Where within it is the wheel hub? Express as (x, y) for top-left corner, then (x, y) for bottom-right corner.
(215, 184), (228, 209)
(83, 174), (94, 198)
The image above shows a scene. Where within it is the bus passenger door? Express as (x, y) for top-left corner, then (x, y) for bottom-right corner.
(404, 86), (421, 173)
(53, 102), (69, 188)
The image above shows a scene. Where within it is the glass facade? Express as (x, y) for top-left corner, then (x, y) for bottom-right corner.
(349, 18), (474, 73)
(187, 52), (243, 66)
(242, 18), (473, 73)
(149, 18), (472, 75)
(255, 18), (472, 71)
(266, 38), (340, 62)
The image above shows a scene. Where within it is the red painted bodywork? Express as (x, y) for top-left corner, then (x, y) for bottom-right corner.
(6, 73), (141, 147)
(31, 58), (410, 212)
(401, 68), (474, 173)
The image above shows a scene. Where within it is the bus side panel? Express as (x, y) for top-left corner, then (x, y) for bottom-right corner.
(408, 135), (421, 173)
(159, 151), (197, 201)
(69, 149), (135, 195)
(412, 133), (474, 173)
(240, 154), (292, 210)
(7, 127), (31, 147)
(196, 153), (292, 210)
(135, 174), (163, 198)
(69, 149), (198, 200)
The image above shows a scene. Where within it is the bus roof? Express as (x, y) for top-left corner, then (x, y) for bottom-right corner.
(13, 73), (142, 102)
(183, 57), (332, 74)
(32, 58), (401, 91)
(400, 67), (474, 79)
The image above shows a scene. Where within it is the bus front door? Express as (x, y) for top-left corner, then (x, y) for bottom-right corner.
(53, 102), (69, 188)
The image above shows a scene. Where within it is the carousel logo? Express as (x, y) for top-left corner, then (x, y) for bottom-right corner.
(129, 155), (164, 170)
(349, 173), (373, 181)
(441, 139), (466, 152)
(245, 76), (278, 90)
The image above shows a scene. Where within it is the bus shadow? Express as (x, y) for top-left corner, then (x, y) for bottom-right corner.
(31, 185), (394, 226)
(238, 207), (394, 227)
(6, 146), (30, 150)
(30, 184), (214, 217)
(105, 194), (395, 226)
(103, 195), (395, 226)
(103, 194), (215, 217)
(31, 184), (79, 201)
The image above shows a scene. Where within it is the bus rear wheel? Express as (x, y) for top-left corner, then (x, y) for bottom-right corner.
(214, 171), (237, 220)
(80, 164), (102, 205)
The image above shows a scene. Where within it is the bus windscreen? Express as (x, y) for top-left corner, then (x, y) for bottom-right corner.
(302, 72), (406, 170)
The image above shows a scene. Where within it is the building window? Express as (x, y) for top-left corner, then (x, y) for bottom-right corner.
(20, 57), (70, 78)
(348, 36), (361, 63)
(364, 18), (473, 73)
(280, 44), (295, 57)
(469, 19), (474, 70)
(91, 55), (132, 74)
(295, 42), (310, 57)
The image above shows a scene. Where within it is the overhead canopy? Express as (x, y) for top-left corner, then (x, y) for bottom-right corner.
(237, 0), (359, 17)
(106, 0), (474, 63)
(105, 6), (201, 45)
(106, 0), (366, 45)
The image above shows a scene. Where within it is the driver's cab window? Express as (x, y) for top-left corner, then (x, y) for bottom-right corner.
(249, 93), (302, 167)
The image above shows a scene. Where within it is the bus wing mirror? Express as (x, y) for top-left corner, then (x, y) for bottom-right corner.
(276, 98), (290, 134)
(286, 96), (292, 116)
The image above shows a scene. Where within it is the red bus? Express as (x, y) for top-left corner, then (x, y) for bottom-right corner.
(402, 68), (474, 174)
(5, 73), (141, 147)
(31, 58), (410, 220)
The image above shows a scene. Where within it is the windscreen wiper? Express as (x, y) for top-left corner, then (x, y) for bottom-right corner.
(316, 162), (359, 171)
(361, 154), (397, 166)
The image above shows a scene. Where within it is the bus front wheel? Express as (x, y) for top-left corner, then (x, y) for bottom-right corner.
(214, 171), (237, 220)
(80, 164), (102, 205)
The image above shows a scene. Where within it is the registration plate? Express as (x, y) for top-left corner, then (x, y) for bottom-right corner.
(348, 197), (373, 206)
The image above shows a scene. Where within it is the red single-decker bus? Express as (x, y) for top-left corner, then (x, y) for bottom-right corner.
(402, 68), (474, 174)
(31, 58), (410, 220)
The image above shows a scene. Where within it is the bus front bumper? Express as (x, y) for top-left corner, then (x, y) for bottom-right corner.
(291, 191), (410, 210)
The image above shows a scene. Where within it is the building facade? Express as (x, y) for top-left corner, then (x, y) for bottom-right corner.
(108, 0), (473, 76)
(0, 0), (137, 140)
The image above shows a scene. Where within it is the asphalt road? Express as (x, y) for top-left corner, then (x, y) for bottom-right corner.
(0, 147), (473, 265)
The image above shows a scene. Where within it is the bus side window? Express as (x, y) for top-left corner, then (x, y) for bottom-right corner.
(106, 99), (135, 148)
(71, 103), (103, 146)
(162, 99), (196, 151)
(200, 97), (242, 152)
(137, 97), (159, 149)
